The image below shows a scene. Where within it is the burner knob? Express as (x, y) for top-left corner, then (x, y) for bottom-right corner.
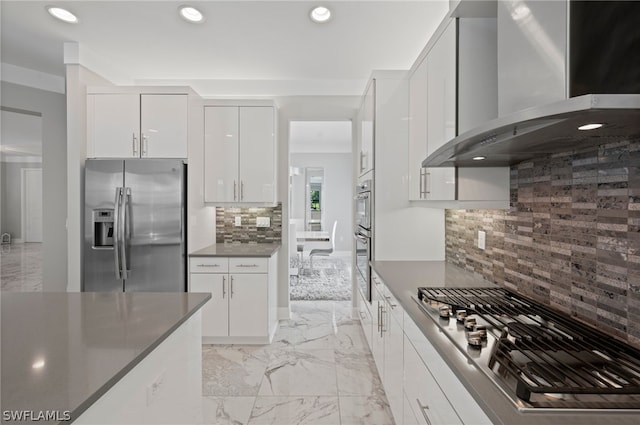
(455, 310), (468, 322)
(439, 306), (451, 318)
(464, 317), (477, 330)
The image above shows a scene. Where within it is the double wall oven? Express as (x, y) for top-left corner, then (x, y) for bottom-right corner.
(354, 179), (372, 302)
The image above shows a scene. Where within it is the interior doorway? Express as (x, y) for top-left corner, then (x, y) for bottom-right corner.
(288, 120), (353, 301)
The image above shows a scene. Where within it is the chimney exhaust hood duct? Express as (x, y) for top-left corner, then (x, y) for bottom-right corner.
(423, 0), (640, 168)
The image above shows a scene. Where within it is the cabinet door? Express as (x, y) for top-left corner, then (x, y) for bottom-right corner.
(189, 273), (229, 337)
(141, 94), (188, 158)
(408, 57), (429, 200)
(426, 19), (456, 201)
(384, 302), (404, 424)
(359, 80), (375, 176)
(88, 93), (140, 158)
(357, 291), (373, 351)
(404, 335), (463, 425)
(228, 273), (268, 337)
(371, 283), (385, 380)
(204, 106), (239, 202)
(238, 107), (275, 203)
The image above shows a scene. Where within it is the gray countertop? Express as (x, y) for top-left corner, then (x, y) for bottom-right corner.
(189, 242), (280, 257)
(0, 292), (210, 424)
(371, 260), (640, 425)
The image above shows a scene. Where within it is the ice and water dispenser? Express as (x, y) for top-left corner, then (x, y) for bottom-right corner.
(93, 209), (114, 248)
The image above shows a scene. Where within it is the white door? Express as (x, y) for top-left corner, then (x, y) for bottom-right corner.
(88, 93), (140, 158)
(228, 273), (268, 337)
(190, 273), (229, 337)
(204, 107), (240, 202)
(23, 168), (43, 242)
(141, 94), (188, 158)
(238, 107), (274, 203)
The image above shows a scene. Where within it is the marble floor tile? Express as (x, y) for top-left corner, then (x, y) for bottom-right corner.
(248, 396), (340, 425)
(335, 350), (384, 396)
(258, 349), (338, 396)
(0, 242), (42, 292)
(201, 397), (255, 425)
(202, 345), (270, 396)
(339, 396), (395, 425)
(334, 320), (369, 354)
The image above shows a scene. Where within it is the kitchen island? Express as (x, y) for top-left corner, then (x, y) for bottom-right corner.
(371, 260), (640, 425)
(1, 292), (210, 424)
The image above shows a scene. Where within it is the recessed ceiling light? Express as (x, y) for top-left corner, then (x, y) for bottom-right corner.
(310, 6), (332, 23)
(179, 5), (204, 23)
(46, 6), (78, 23)
(578, 123), (603, 131)
(473, 156), (486, 161)
(32, 359), (45, 369)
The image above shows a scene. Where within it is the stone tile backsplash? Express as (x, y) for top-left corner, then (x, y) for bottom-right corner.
(445, 140), (640, 348)
(216, 204), (282, 244)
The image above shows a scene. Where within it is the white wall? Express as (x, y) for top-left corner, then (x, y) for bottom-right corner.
(1, 81), (67, 290)
(290, 153), (353, 252)
(0, 161), (42, 240)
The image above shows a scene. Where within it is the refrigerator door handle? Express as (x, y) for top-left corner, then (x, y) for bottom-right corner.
(120, 187), (131, 280)
(113, 187), (122, 279)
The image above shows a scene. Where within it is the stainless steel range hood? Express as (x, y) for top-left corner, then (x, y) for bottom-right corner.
(422, 94), (640, 167)
(423, 1), (640, 168)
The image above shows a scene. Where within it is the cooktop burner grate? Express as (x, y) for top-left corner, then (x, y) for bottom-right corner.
(417, 287), (640, 407)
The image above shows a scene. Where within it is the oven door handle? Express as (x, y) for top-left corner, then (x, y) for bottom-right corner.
(355, 193), (370, 200)
(354, 233), (368, 243)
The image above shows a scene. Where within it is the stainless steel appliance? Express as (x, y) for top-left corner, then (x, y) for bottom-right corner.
(415, 287), (640, 411)
(354, 179), (372, 302)
(84, 159), (187, 292)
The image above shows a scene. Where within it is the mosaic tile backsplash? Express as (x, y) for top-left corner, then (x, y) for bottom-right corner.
(216, 204), (282, 244)
(445, 140), (640, 348)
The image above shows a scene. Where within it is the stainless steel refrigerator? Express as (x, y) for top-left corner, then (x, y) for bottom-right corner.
(83, 159), (186, 292)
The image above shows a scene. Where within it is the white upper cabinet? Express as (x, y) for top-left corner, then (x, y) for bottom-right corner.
(408, 57), (428, 200)
(140, 95), (188, 158)
(408, 19), (456, 201)
(204, 105), (275, 204)
(238, 107), (275, 203)
(87, 92), (188, 159)
(204, 106), (239, 202)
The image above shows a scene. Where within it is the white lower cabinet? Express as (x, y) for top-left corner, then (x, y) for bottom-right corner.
(360, 271), (493, 425)
(404, 335), (463, 425)
(189, 256), (277, 344)
(383, 298), (404, 423)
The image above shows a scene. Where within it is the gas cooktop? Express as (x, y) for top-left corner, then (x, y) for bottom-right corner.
(415, 287), (640, 411)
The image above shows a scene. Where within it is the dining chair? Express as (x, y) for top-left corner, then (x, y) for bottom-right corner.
(289, 222), (303, 277)
(309, 220), (337, 269)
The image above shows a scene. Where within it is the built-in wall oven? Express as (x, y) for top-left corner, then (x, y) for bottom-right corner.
(354, 179), (372, 302)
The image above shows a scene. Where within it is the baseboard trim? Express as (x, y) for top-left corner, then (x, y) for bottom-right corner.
(278, 306), (291, 321)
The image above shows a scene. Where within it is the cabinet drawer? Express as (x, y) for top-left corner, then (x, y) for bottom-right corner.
(229, 257), (268, 273)
(189, 257), (229, 273)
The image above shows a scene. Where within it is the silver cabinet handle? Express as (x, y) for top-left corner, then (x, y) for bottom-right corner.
(132, 133), (138, 157)
(236, 264), (259, 268)
(416, 399), (432, 425)
(113, 188), (122, 279)
(197, 264), (220, 268)
(380, 305), (386, 335)
(385, 295), (397, 309)
(241, 181), (244, 200)
(230, 275), (234, 298)
(141, 133), (148, 157)
(377, 302), (382, 334)
(426, 171), (431, 195)
(359, 311), (366, 321)
(233, 180), (237, 201)
(222, 276), (226, 299)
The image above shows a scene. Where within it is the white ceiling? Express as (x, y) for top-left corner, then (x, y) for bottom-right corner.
(290, 121), (352, 153)
(0, 1), (450, 97)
